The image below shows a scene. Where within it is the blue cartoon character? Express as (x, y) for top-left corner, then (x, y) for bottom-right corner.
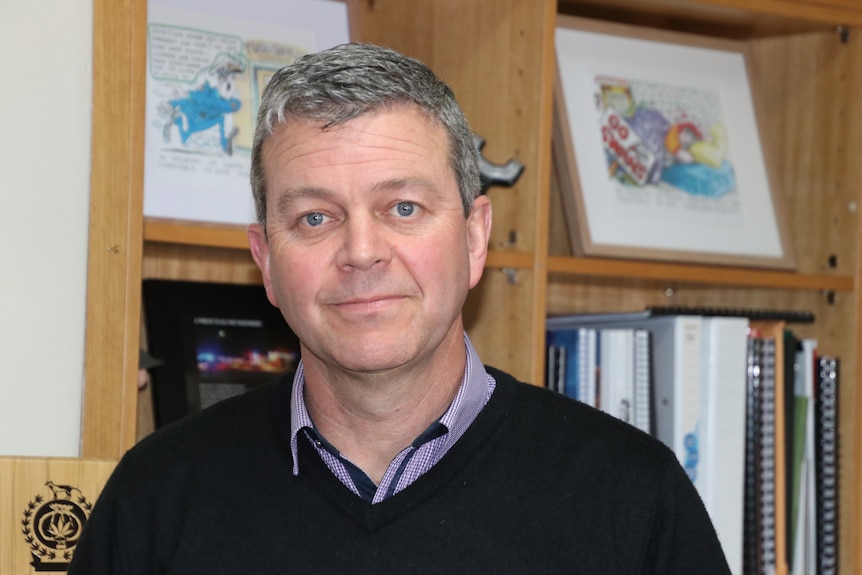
(163, 54), (245, 155)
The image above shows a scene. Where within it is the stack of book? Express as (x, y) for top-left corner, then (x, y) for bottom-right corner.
(545, 308), (839, 575)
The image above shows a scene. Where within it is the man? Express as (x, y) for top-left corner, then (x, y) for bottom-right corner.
(70, 43), (731, 574)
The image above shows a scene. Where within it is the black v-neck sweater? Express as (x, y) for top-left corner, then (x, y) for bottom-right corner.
(70, 367), (731, 574)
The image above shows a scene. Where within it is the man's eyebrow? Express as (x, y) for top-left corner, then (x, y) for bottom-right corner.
(370, 177), (440, 194)
(274, 186), (333, 212)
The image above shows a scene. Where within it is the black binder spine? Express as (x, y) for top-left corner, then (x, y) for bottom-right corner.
(744, 336), (763, 575)
(816, 356), (839, 575)
(759, 338), (777, 572)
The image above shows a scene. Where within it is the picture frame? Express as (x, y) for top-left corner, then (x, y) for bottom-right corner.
(553, 15), (795, 269)
(142, 279), (301, 428)
(143, 0), (357, 226)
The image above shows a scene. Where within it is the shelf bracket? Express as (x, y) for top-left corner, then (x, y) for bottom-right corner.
(501, 267), (518, 285)
(838, 26), (850, 44)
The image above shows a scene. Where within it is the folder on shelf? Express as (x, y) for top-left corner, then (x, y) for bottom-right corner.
(546, 328), (575, 397)
(633, 329), (652, 435)
(793, 338), (818, 575)
(699, 316), (750, 575)
(581, 328), (598, 408)
(782, 329), (800, 570)
(598, 328), (636, 425)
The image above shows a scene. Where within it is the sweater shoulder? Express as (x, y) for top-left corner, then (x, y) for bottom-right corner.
(114, 375), (290, 485)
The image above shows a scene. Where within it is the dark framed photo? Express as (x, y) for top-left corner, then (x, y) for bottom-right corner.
(142, 279), (300, 428)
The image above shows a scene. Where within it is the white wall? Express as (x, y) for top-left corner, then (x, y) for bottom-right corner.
(0, 0), (93, 456)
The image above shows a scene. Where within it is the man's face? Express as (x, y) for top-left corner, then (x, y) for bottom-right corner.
(249, 105), (491, 377)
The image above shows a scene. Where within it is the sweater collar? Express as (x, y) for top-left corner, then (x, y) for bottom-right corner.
(287, 333), (491, 477)
(291, 366), (517, 530)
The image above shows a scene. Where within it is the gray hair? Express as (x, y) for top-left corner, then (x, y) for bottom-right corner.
(250, 42), (481, 228)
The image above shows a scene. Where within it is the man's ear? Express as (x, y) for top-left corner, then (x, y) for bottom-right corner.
(248, 223), (278, 308)
(466, 195), (492, 289)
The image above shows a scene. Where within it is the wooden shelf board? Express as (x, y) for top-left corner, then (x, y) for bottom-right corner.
(557, 0), (862, 38)
(142, 220), (853, 292)
(144, 218), (249, 249)
(485, 250), (535, 270)
(548, 255), (854, 291)
(143, 222), (540, 271)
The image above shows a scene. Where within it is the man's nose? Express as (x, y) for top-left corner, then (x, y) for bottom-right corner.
(336, 214), (391, 271)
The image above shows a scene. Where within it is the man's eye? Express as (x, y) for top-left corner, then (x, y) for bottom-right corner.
(393, 202), (416, 217)
(304, 212), (326, 227)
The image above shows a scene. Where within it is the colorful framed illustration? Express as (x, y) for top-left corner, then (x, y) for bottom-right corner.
(143, 0), (356, 226)
(553, 16), (795, 269)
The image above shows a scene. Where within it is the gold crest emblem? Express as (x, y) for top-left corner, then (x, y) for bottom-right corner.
(21, 481), (92, 572)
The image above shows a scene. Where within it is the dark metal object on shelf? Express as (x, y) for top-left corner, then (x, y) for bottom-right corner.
(473, 134), (524, 194)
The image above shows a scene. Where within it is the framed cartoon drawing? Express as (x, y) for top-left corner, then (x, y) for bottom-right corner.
(553, 16), (795, 269)
(143, 0), (356, 226)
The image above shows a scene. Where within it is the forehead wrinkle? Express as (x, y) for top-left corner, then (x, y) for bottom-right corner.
(266, 109), (447, 174)
(274, 140), (430, 176)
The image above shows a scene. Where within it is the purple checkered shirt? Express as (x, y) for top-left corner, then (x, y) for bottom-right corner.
(289, 334), (496, 504)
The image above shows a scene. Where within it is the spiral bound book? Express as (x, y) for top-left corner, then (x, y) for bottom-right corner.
(743, 336), (764, 575)
(744, 335), (783, 575)
(815, 356), (839, 575)
(759, 338), (778, 574)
